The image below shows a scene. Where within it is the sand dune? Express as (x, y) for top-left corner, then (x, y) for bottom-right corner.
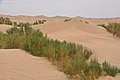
(0, 14), (120, 80)
(36, 18), (120, 67)
(33, 16), (120, 68)
(0, 49), (68, 80)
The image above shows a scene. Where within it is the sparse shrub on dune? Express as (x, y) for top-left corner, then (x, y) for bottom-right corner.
(3, 22), (32, 49)
(4, 17), (13, 25)
(0, 32), (7, 48)
(64, 54), (87, 76)
(65, 58), (102, 80)
(0, 17), (4, 24)
(64, 18), (72, 22)
(97, 24), (106, 29)
(5, 33), (25, 49)
(13, 22), (17, 26)
(33, 20), (47, 25)
(6, 27), (21, 34)
(102, 61), (120, 77)
(33, 20), (39, 25)
(76, 45), (92, 60)
(23, 29), (46, 56)
(0, 17), (12, 25)
(0, 17), (47, 26)
(86, 59), (102, 79)
(85, 21), (89, 24)
(98, 23), (120, 38)
(42, 20), (47, 23)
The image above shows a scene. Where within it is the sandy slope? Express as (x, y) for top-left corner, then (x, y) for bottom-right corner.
(0, 49), (68, 80)
(33, 19), (120, 67)
(0, 14), (120, 79)
(33, 17), (120, 80)
(0, 24), (12, 33)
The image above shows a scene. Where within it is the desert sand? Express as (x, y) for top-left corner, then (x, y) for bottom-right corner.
(33, 16), (120, 67)
(0, 49), (68, 80)
(0, 24), (12, 33)
(0, 14), (120, 80)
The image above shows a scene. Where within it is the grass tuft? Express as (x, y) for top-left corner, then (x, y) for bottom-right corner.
(102, 61), (120, 77)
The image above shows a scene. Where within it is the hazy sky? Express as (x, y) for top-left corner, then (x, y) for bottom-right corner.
(0, 0), (120, 18)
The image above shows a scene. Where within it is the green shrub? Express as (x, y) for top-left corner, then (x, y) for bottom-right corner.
(6, 27), (21, 34)
(98, 23), (120, 38)
(13, 22), (17, 26)
(0, 32), (7, 48)
(5, 33), (25, 49)
(33, 20), (39, 25)
(0, 17), (4, 24)
(33, 20), (47, 25)
(85, 21), (89, 24)
(76, 45), (92, 59)
(64, 18), (72, 22)
(64, 54), (95, 80)
(97, 24), (107, 29)
(64, 54), (87, 76)
(24, 30), (45, 56)
(4, 18), (12, 25)
(0, 17), (12, 25)
(86, 59), (102, 79)
(102, 61), (120, 77)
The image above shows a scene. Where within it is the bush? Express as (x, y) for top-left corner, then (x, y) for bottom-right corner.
(23, 29), (45, 56)
(4, 18), (12, 25)
(64, 53), (87, 76)
(0, 17), (4, 24)
(33, 20), (47, 25)
(97, 24), (106, 29)
(5, 33), (25, 49)
(0, 17), (12, 25)
(98, 23), (120, 38)
(87, 59), (102, 79)
(64, 18), (72, 22)
(76, 45), (92, 59)
(85, 21), (89, 24)
(102, 61), (120, 77)
(13, 22), (17, 26)
(0, 32), (7, 48)
(33, 21), (39, 25)
(6, 27), (21, 34)
(65, 58), (102, 80)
